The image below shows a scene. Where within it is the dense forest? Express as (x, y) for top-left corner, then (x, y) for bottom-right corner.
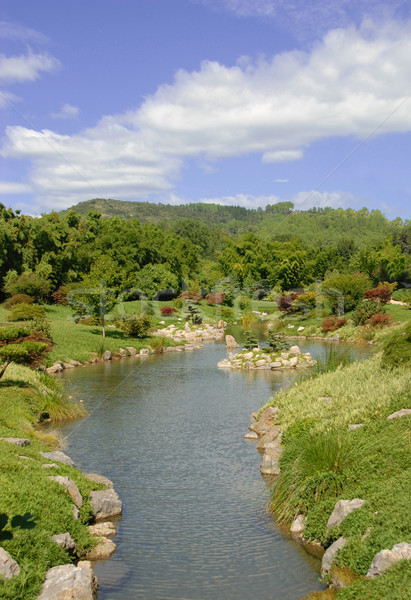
(1, 200), (410, 302)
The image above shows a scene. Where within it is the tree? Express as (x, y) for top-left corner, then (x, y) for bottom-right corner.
(134, 264), (178, 299)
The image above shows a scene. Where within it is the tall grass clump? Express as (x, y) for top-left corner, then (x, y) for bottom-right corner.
(309, 344), (353, 376)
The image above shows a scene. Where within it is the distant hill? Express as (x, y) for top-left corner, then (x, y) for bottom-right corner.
(63, 198), (405, 248)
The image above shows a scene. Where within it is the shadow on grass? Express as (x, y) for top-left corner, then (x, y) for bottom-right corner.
(0, 512), (37, 542)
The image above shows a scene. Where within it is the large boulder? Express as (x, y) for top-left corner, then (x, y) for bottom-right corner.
(84, 538), (117, 561)
(47, 362), (64, 374)
(0, 437), (30, 447)
(0, 547), (20, 579)
(84, 473), (113, 488)
(326, 499), (365, 531)
(260, 442), (283, 476)
(225, 335), (239, 349)
(249, 406), (279, 438)
(89, 489), (122, 520)
(88, 521), (117, 538)
(321, 537), (347, 574)
(102, 350), (112, 361)
(38, 564), (98, 600)
(367, 542), (411, 578)
(40, 450), (76, 468)
(387, 409), (411, 421)
(256, 426), (281, 451)
(48, 476), (83, 508)
(290, 515), (307, 542)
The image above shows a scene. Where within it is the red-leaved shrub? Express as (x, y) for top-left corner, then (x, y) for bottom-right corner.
(364, 287), (392, 304)
(178, 291), (203, 303)
(321, 316), (347, 332)
(205, 292), (225, 305)
(160, 306), (178, 316)
(367, 312), (393, 328)
(3, 294), (34, 310)
(277, 293), (298, 312)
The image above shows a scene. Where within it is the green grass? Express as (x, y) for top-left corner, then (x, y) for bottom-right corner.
(0, 365), (106, 600)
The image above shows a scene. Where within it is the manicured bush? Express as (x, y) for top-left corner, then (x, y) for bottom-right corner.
(4, 271), (51, 301)
(367, 312), (393, 328)
(237, 294), (252, 311)
(205, 292), (225, 305)
(263, 332), (290, 353)
(352, 300), (384, 326)
(323, 272), (372, 314)
(243, 331), (259, 350)
(6, 304), (46, 322)
(184, 303), (203, 325)
(364, 282), (396, 304)
(178, 290), (203, 304)
(160, 306), (178, 317)
(321, 316), (347, 332)
(3, 294), (34, 310)
(51, 284), (78, 305)
(119, 314), (152, 337)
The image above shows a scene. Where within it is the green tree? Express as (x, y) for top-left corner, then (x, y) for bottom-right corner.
(134, 263), (178, 299)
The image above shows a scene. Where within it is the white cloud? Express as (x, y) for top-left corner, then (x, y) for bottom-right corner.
(2, 19), (411, 209)
(0, 50), (60, 84)
(275, 179), (289, 183)
(0, 21), (49, 44)
(51, 103), (80, 119)
(263, 150), (303, 163)
(0, 181), (32, 194)
(0, 89), (21, 108)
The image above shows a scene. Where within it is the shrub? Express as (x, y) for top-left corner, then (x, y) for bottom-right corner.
(51, 284), (77, 305)
(205, 292), (225, 305)
(277, 293), (298, 312)
(323, 272), (372, 314)
(263, 332), (290, 354)
(294, 291), (318, 310)
(243, 331), (259, 350)
(364, 283), (394, 304)
(381, 321), (411, 369)
(4, 271), (51, 301)
(321, 316), (347, 332)
(0, 325), (32, 343)
(237, 294), (252, 311)
(160, 306), (178, 317)
(120, 314), (152, 337)
(6, 304), (46, 322)
(184, 303), (203, 325)
(3, 294), (34, 310)
(367, 312), (393, 328)
(178, 290), (203, 304)
(352, 300), (384, 326)
(392, 288), (411, 306)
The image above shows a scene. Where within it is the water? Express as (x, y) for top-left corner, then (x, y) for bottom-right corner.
(55, 341), (359, 600)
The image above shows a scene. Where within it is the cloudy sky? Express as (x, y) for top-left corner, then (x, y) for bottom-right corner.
(1, 0), (410, 218)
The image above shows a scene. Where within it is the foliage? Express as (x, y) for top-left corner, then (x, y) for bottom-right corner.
(119, 314), (152, 338)
(160, 306), (178, 317)
(243, 331), (259, 350)
(0, 325), (32, 343)
(134, 263), (178, 299)
(237, 294), (252, 311)
(6, 304), (46, 322)
(392, 288), (411, 307)
(178, 290), (203, 303)
(364, 281), (397, 304)
(263, 332), (290, 353)
(367, 312), (393, 328)
(381, 321), (411, 369)
(322, 316), (347, 332)
(3, 294), (34, 310)
(352, 300), (385, 326)
(277, 292), (298, 312)
(184, 303), (203, 325)
(4, 271), (51, 301)
(323, 272), (372, 314)
(205, 292), (225, 305)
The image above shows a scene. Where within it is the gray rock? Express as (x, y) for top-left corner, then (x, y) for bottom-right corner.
(68, 359), (83, 366)
(118, 348), (127, 357)
(89, 489), (122, 520)
(321, 537), (347, 574)
(38, 564), (98, 600)
(47, 362), (64, 374)
(281, 352), (289, 360)
(282, 359), (291, 366)
(242, 351), (254, 360)
(72, 506), (80, 519)
(84, 538), (117, 561)
(51, 532), (77, 555)
(260, 442), (283, 476)
(387, 409), (411, 421)
(184, 322), (191, 333)
(0, 437), (30, 447)
(255, 359), (267, 367)
(289, 345), (301, 354)
(126, 346), (137, 356)
(271, 361), (282, 368)
(102, 350), (112, 361)
(257, 426), (281, 451)
(63, 362), (76, 369)
(367, 542), (411, 578)
(319, 397), (333, 403)
(249, 406), (279, 438)
(48, 476), (83, 508)
(0, 547), (20, 579)
(140, 348), (150, 355)
(244, 431), (258, 440)
(217, 358), (231, 368)
(42, 463), (60, 469)
(242, 361), (255, 369)
(289, 356), (299, 366)
(84, 473), (113, 488)
(326, 499), (365, 531)
(290, 515), (307, 541)
(40, 450), (76, 467)
(225, 334), (240, 348)
(348, 424), (364, 431)
(88, 521), (117, 538)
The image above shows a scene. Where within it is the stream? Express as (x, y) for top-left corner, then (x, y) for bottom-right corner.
(55, 340), (370, 600)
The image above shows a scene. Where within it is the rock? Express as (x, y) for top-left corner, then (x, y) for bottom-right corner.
(84, 473), (114, 488)
(40, 450), (76, 467)
(126, 346), (137, 356)
(257, 426), (281, 451)
(63, 362), (76, 369)
(88, 521), (117, 537)
(321, 537), (348, 574)
(0, 547), (20, 579)
(89, 489), (122, 520)
(84, 537), (117, 561)
(367, 542), (411, 578)
(118, 348), (127, 357)
(242, 351), (254, 360)
(218, 319), (224, 328)
(289, 357), (298, 367)
(73, 507), (80, 519)
(0, 437), (30, 447)
(139, 348), (150, 355)
(77, 561), (92, 569)
(51, 532), (77, 555)
(255, 359), (266, 367)
(68, 359), (83, 366)
(282, 359), (291, 366)
(319, 396), (333, 403)
(159, 320), (165, 324)
(47, 362), (64, 374)
(102, 350), (112, 361)
(387, 409), (411, 421)
(243, 361), (255, 369)
(184, 322), (191, 333)
(217, 359), (231, 368)
(271, 361), (282, 368)
(38, 564), (98, 600)
(43, 463), (60, 469)
(225, 334), (239, 348)
(260, 442), (283, 475)
(326, 499), (366, 531)
(290, 515), (307, 541)
(48, 476), (83, 508)
(250, 411), (259, 424)
(249, 406), (279, 437)
(289, 345), (301, 354)
(281, 353), (289, 360)
(244, 431), (258, 440)
(348, 424), (364, 431)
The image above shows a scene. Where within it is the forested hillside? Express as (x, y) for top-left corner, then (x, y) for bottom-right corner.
(1, 200), (410, 302)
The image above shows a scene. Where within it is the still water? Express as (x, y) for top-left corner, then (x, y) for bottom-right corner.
(55, 341), (359, 600)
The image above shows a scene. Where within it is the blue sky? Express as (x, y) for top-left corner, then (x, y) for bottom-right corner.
(0, 0), (410, 219)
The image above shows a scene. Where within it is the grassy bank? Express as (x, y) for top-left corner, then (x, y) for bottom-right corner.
(0, 366), (105, 600)
(260, 349), (411, 599)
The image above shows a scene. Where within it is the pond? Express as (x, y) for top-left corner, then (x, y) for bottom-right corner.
(56, 340), (370, 600)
